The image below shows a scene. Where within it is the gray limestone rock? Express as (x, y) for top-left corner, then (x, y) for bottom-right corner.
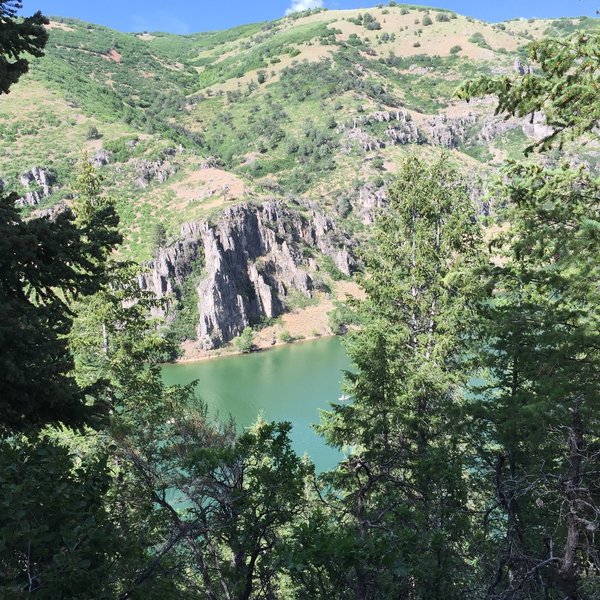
(139, 201), (358, 349)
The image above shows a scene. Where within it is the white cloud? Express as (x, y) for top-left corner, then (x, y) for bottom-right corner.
(285, 0), (324, 16)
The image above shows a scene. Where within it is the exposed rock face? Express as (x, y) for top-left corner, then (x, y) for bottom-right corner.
(344, 127), (385, 152)
(17, 191), (43, 207)
(91, 149), (112, 167)
(134, 150), (179, 188)
(424, 113), (479, 148)
(342, 107), (553, 154)
(386, 120), (422, 145)
(35, 201), (70, 221)
(139, 201), (358, 349)
(200, 156), (223, 169)
(514, 58), (534, 75)
(478, 116), (520, 142)
(521, 111), (554, 141)
(20, 167), (54, 194)
(343, 110), (423, 150)
(354, 183), (388, 225)
(17, 167), (55, 207)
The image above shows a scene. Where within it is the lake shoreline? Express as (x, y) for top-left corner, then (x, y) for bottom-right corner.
(171, 280), (364, 366)
(172, 333), (340, 366)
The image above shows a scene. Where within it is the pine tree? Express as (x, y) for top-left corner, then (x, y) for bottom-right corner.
(469, 163), (600, 598)
(316, 156), (483, 599)
(0, 1), (48, 94)
(0, 5), (123, 430)
(457, 30), (600, 152)
(0, 188), (120, 430)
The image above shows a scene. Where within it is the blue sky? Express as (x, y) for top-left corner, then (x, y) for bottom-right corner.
(21, 0), (598, 34)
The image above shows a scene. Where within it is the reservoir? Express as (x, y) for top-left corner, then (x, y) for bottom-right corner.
(162, 336), (351, 471)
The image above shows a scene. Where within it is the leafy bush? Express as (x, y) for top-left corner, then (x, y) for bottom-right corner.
(86, 125), (101, 140)
(233, 327), (255, 353)
(422, 15), (433, 26)
(171, 255), (205, 342)
(286, 290), (317, 311)
(321, 255), (346, 281)
(279, 330), (294, 343)
(450, 45), (462, 54)
(469, 32), (492, 50)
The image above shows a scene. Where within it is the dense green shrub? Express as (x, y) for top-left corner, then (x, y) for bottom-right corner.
(279, 330), (294, 343)
(469, 32), (492, 50)
(233, 327), (255, 353)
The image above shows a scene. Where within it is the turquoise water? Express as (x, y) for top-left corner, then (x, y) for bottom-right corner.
(161, 337), (351, 471)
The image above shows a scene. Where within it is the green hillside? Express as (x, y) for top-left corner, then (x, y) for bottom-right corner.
(2, 6), (598, 262)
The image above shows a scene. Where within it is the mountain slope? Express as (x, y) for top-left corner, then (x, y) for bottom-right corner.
(2, 5), (598, 353)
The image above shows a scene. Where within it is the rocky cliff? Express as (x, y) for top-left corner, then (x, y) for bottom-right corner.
(139, 200), (358, 349)
(16, 167), (56, 207)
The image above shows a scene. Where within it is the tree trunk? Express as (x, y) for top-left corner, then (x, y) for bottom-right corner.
(558, 398), (584, 600)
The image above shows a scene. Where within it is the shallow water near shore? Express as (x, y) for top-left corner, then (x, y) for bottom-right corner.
(161, 336), (351, 471)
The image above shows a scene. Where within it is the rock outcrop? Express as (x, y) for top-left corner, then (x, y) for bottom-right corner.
(423, 113), (479, 148)
(354, 183), (388, 225)
(139, 201), (358, 349)
(16, 167), (55, 207)
(134, 149), (179, 188)
(514, 58), (535, 75)
(343, 110), (423, 151)
(91, 149), (112, 167)
(521, 111), (554, 141)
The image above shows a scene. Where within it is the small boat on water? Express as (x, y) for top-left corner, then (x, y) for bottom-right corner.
(338, 394), (351, 402)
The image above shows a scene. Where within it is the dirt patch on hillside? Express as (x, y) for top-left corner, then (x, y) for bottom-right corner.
(108, 49), (122, 63)
(46, 21), (75, 32)
(167, 168), (246, 208)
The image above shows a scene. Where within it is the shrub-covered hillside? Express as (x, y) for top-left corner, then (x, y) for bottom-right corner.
(1, 5), (598, 262)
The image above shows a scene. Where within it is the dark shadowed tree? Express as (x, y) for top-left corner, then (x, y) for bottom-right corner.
(0, 0), (48, 94)
(0, 165), (121, 430)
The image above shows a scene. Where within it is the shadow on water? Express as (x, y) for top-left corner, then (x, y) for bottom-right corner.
(161, 337), (352, 472)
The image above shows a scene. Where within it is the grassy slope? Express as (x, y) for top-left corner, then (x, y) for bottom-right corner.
(2, 7), (598, 262)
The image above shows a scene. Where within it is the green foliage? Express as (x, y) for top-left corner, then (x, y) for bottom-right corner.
(103, 135), (140, 162)
(468, 163), (600, 597)
(233, 326), (255, 353)
(196, 22), (332, 89)
(468, 31), (492, 50)
(152, 222), (167, 252)
(86, 124), (101, 140)
(457, 30), (600, 152)
(460, 140), (494, 162)
(0, 1), (48, 94)
(320, 255), (346, 281)
(0, 436), (122, 598)
(0, 189), (120, 430)
(317, 156), (483, 598)
(286, 289), (318, 311)
(170, 254), (205, 343)
(279, 330), (295, 343)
